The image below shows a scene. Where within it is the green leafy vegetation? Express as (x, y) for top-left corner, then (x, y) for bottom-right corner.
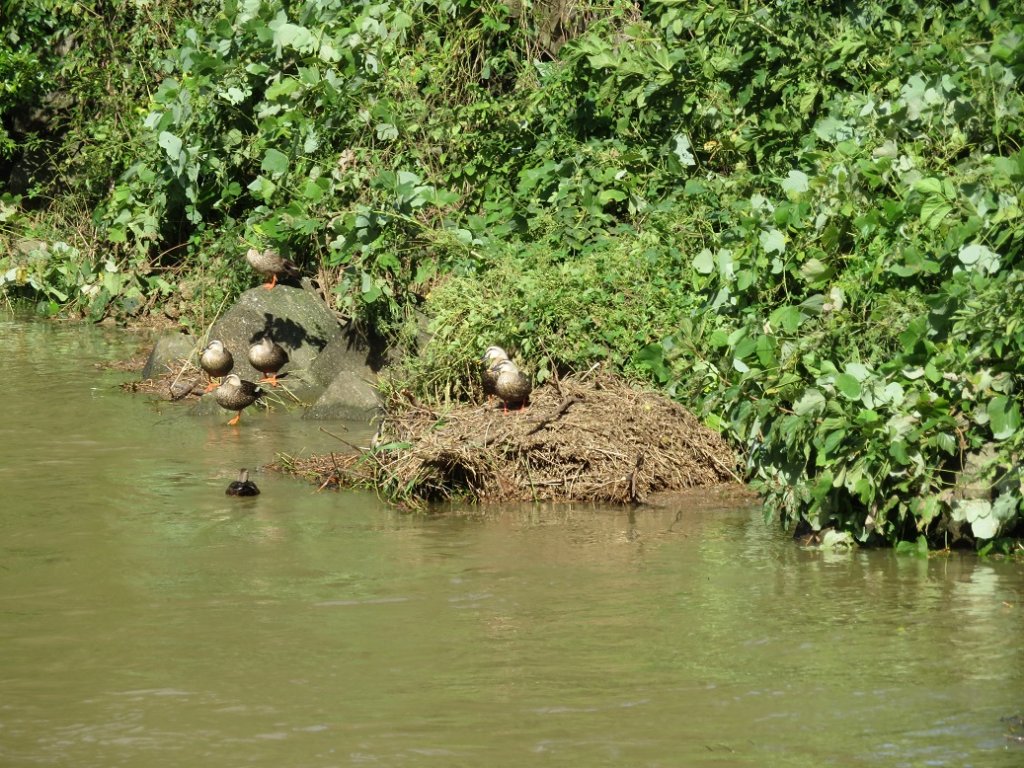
(2, 0), (1022, 547)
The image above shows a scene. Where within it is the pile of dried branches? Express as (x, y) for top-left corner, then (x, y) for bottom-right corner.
(119, 364), (205, 400)
(276, 368), (740, 506)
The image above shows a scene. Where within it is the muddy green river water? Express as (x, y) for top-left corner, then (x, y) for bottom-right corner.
(0, 315), (1021, 767)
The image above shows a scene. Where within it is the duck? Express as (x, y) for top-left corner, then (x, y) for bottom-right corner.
(491, 359), (532, 411)
(248, 335), (288, 386)
(214, 374), (263, 425)
(199, 339), (233, 392)
(245, 247), (300, 290)
(226, 468), (260, 496)
(480, 346), (510, 399)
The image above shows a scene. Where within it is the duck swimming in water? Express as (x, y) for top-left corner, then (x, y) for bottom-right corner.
(248, 335), (288, 386)
(214, 374), (263, 425)
(199, 339), (233, 392)
(491, 359), (532, 412)
(226, 468), (260, 496)
(245, 247), (301, 290)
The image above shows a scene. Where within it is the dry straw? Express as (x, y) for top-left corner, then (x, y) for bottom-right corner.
(277, 368), (740, 507)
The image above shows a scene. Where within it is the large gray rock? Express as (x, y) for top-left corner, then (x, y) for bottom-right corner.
(303, 332), (380, 419)
(206, 285), (343, 391)
(303, 369), (380, 420)
(141, 331), (196, 379)
(140, 284), (387, 421)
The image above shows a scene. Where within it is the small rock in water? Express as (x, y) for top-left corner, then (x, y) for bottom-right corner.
(226, 468), (260, 497)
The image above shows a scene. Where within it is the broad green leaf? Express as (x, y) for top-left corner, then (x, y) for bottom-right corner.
(799, 86), (819, 115)
(793, 388), (826, 416)
(158, 131), (183, 161)
(635, 343), (669, 383)
(912, 177), (944, 195)
(222, 86), (246, 104)
(799, 294), (825, 314)
(821, 428), (846, 455)
(932, 433), (956, 454)
(733, 336), (757, 366)
(692, 249), (714, 275)
(587, 51), (617, 69)
(716, 249), (735, 281)
(710, 53), (735, 71)
(360, 271), (381, 304)
(755, 335), (777, 367)
(953, 499), (1000, 540)
(769, 305), (803, 333)
(835, 373), (861, 400)
(759, 228), (786, 255)
(672, 134), (696, 167)
(883, 382), (905, 407)
(649, 45), (673, 72)
(799, 257), (832, 287)
(319, 41), (341, 63)
(856, 409), (880, 424)
(987, 395), (1021, 440)
(820, 529), (854, 548)
(780, 170), (809, 195)
(992, 493), (1020, 525)
(814, 116), (853, 142)
(301, 178), (325, 202)
(598, 189), (627, 204)
(413, 260), (436, 285)
(376, 123), (399, 141)
(265, 77), (299, 101)
(273, 21), (315, 53)
(920, 196), (952, 228)
(261, 148), (289, 175)
(890, 440), (909, 464)
(958, 243), (1000, 274)
(247, 175), (276, 202)
(845, 363), (871, 382)
(900, 73), (929, 120)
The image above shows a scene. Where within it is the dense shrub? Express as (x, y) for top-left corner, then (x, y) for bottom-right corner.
(2, 0), (1022, 547)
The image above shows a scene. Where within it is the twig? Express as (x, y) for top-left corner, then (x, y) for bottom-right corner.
(316, 452), (343, 492)
(550, 365), (564, 399)
(401, 389), (439, 418)
(626, 451), (645, 503)
(692, 444), (743, 483)
(318, 426), (367, 454)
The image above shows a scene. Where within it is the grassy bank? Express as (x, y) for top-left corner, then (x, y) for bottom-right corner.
(2, 1), (1022, 548)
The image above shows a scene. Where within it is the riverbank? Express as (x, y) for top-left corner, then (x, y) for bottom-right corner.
(3, 2), (1022, 547)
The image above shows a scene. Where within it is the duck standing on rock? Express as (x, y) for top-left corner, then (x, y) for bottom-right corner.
(491, 359), (532, 412)
(199, 339), (233, 392)
(214, 374), (263, 426)
(226, 468), (260, 496)
(245, 247), (300, 290)
(480, 346), (510, 400)
(248, 335), (288, 386)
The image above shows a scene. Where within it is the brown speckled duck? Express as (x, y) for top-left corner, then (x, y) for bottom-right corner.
(199, 339), (233, 392)
(491, 359), (531, 412)
(248, 335), (288, 386)
(226, 468), (260, 497)
(214, 374), (263, 425)
(245, 247), (300, 290)
(480, 346), (509, 399)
